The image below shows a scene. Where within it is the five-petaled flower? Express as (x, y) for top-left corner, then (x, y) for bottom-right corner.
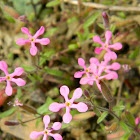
(16, 26), (50, 56)
(49, 85), (88, 123)
(30, 115), (62, 140)
(0, 61), (26, 96)
(93, 30), (122, 60)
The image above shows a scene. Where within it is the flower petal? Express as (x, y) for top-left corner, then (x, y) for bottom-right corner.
(109, 42), (122, 50)
(71, 102), (88, 112)
(60, 85), (69, 101)
(108, 62), (120, 70)
(74, 71), (85, 78)
(90, 57), (99, 65)
(135, 117), (140, 126)
(94, 47), (103, 54)
(104, 51), (117, 60)
(35, 38), (50, 45)
(43, 134), (47, 140)
(30, 42), (38, 56)
(0, 61), (9, 75)
(52, 122), (61, 130)
(11, 78), (26, 86)
(30, 131), (44, 139)
(78, 58), (86, 69)
(80, 77), (91, 85)
(49, 133), (63, 140)
(43, 115), (50, 128)
(49, 103), (65, 112)
(33, 26), (45, 39)
(63, 107), (72, 123)
(21, 27), (32, 37)
(16, 38), (30, 45)
(105, 30), (112, 45)
(5, 81), (12, 96)
(70, 88), (82, 103)
(93, 35), (104, 46)
(10, 67), (24, 77)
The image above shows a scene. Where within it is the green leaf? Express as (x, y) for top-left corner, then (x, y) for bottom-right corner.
(36, 117), (42, 127)
(97, 23), (104, 29)
(128, 47), (139, 60)
(83, 12), (99, 28)
(37, 97), (54, 114)
(20, 64), (35, 72)
(44, 67), (63, 77)
(61, 123), (70, 129)
(120, 132), (132, 140)
(0, 108), (16, 119)
(93, 108), (101, 117)
(44, 27), (59, 37)
(46, 0), (60, 7)
(68, 44), (78, 50)
(112, 105), (125, 111)
(97, 111), (108, 124)
(110, 25), (116, 33)
(120, 121), (130, 132)
(125, 111), (136, 127)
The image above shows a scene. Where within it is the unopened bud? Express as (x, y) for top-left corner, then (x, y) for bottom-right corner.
(18, 15), (28, 23)
(122, 64), (130, 72)
(102, 12), (109, 29)
(4, 121), (19, 126)
(83, 89), (90, 99)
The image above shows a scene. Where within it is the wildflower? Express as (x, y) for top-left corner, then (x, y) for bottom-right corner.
(135, 117), (140, 126)
(16, 26), (50, 56)
(13, 98), (23, 106)
(0, 61), (26, 96)
(49, 86), (88, 123)
(93, 30), (122, 60)
(30, 115), (62, 140)
(122, 64), (130, 72)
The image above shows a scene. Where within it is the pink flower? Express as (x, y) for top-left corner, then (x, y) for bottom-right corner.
(30, 115), (62, 140)
(13, 98), (23, 106)
(0, 61), (26, 96)
(16, 26), (50, 56)
(49, 86), (88, 123)
(135, 117), (140, 126)
(93, 30), (122, 60)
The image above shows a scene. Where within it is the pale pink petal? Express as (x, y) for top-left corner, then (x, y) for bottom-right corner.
(11, 78), (26, 86)
(94, 47), (103, 54)
(80, 77), (91, 85)
(5, 81), (12, 96)
(74, 71), (85, 78)
(0, 61), (9, 75)
(71, 102), (88, 112)
(21, 27), (32, 37)
(49, 103), (65, 112)
(105, 30), (112, 45)
(93, 35), (104, 46)
(70, 88), (82, 103)
(63, 107), (72, 123)
(30, 42), (38, 56)
(102, 72), (118, 80)
(108, 62), (120, 70)
(96, 80), (102, 92)
(43, 115), (50, 128)
(35, 38), (50, 45)
(104, 51), (117, 60)
(49, 133), (63, 140)
(52, 122), (61, 130)
(60, 85), (69, 101)
(90, 57), (99, 65)
(43, 134), (47, 140)
(0, 77), (6, 82)
(135, 117), (140, 126)
(109, 42), (122, 50)
(30, 131), (44, 139)
(88, 80), (94, 85)
(90, 63), (97, 73)
(10, 67), (24, 77)
(33, 26), (45, 39)
(16, 38), (30, 45)
(78, 58), (86, 69)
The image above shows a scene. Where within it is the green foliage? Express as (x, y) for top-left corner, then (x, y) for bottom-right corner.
(46, 0), (60, 7)
(112, 105), (125, 111)
(128, 47), (139, 60)
(97, 111), (108, 124)
(120, 121), (131, 132)
(37, 97), (54, 114)
(20, 64), (36, 72)
(0, 108), (16, 119)
(68, 44), (78, 50)
(83, 12), (99, 28)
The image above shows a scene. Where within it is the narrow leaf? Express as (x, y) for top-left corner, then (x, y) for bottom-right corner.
(97, 111), (108, 124)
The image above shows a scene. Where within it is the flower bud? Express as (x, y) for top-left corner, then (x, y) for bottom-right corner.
(102, 12), (109, 29)
(4, 121), (19, 126)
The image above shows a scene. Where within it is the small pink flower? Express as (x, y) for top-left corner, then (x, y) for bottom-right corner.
(122, 64), (130, 72)
(93, 30), (122, 60)
(30, 115), (62, 140)
(49, 86), (88, 123)
(13, 98), (23, 106)
(16, 26), (50, 56)
(0, 61), (26, 96)
(135, 117), (140, 126)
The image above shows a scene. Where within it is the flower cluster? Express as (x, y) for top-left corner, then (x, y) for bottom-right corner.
(74, 30), (122, 92)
